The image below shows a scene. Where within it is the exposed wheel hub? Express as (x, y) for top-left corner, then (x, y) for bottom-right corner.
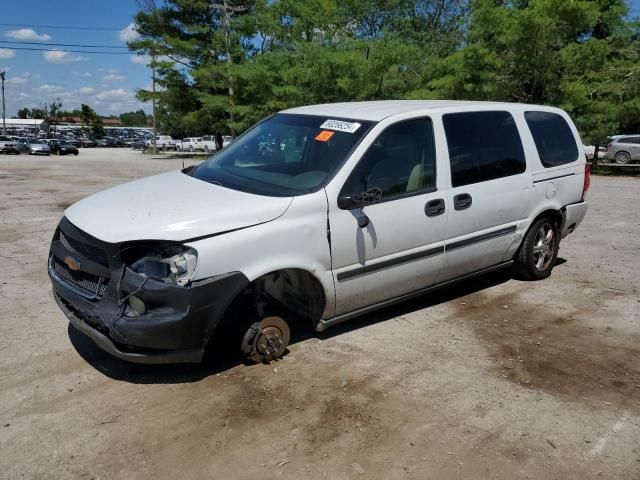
(242, 316), (290, 363)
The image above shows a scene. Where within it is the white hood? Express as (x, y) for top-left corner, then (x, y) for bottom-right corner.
(65, 170), (293, 243)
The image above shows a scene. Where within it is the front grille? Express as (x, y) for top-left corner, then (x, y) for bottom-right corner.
(59, 231), (109, 266)
(52, 257), (109, 297)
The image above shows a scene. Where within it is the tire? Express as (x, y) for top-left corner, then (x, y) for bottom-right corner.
(513, 217), (559, 280)
(614, 151), (631, 164)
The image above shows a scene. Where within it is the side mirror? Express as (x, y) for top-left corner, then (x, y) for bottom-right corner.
(337, 194), (362, 210)
(337, 188), (382, 210)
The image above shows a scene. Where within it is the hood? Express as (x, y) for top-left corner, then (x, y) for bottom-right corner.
(65, 170), (293, 243)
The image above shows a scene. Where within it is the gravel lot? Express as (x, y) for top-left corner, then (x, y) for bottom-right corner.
(1, 148), (639, 480)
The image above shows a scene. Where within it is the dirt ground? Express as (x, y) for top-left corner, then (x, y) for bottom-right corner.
(0, 149), (639, 480)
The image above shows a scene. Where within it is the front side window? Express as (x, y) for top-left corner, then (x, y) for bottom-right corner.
(189, 114), (373, 196)
(444, 111), (526, 187)
(340, 118), (436, 202)
(525, 111), (579, 167)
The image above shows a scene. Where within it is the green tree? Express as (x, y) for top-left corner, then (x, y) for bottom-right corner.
(16, 107), (30, 119)
(421, 0), (639, 141)
(80, 104), (105, 139)
(119, 109), (149, 126)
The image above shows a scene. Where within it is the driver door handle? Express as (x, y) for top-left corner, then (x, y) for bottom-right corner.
(425, 198), (445, 217)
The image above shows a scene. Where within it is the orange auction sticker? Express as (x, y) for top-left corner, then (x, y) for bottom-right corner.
(315, 130), (335, 142)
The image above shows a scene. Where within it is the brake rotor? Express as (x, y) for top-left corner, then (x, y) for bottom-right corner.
(244, 316), (290, 363)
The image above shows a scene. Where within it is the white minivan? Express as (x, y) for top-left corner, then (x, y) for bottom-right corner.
(49, 101), (589, 364)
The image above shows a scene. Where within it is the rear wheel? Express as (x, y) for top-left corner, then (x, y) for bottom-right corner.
(513, 217), (559, 280)
(614, 151), (631, 164)
(241, 316), (290, 363)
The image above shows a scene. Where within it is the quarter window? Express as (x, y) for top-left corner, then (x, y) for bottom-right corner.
(443, 111), (526, 187)
(525, 111), (579, 167)
(340, 118), (436, 202)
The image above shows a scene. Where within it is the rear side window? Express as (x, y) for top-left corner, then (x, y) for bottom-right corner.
(525, 111), (579, 167)
(618, 136), (640, 144)
(443, 111), (526, 187)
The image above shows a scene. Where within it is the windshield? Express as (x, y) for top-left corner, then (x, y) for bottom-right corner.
(188, 113), (374, 196)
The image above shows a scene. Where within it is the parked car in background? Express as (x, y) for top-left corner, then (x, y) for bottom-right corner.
(27, 139), (50, 155)
(0, 136), (20, 154)
(201, 135), (217, 152)
(79, 139), (97, 148)
(179, 137), (204, 152)
(605, 135), (640, 164)
(131, 139), (146, 150)
(583, 145), (595, 160)
(49, 140), (79, 156)
(222, 135), (233, 149)
(49, 100), (589, 364)
(146, 135), (177, 150)
(13, 138), (30, 154)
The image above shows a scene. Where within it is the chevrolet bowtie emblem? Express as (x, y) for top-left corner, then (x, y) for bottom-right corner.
(64, 256), (81, 271)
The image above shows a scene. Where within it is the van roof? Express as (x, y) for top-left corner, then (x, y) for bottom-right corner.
(281, 100), (557, 122)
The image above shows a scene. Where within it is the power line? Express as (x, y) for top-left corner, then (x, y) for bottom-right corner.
(0, 23), (123, 31)
(5, 46), (132, 55)
(0, 40), (128, 49)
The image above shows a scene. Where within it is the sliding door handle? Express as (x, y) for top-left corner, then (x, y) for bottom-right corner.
(453, 193), (472, 210)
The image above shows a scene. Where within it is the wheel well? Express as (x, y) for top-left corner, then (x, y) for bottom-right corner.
(223, 268), (326, 327)
(531, 209), (563, 230)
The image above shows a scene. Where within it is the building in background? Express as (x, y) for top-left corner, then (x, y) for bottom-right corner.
(4, 118), (48, 131)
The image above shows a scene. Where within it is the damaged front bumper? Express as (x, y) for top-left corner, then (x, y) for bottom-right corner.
(49, 218), (248, 364)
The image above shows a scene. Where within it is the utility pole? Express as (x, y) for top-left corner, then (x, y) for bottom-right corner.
(211, 1), (246, 137)
(151, 54), (157, 154)
(0, 70), (6, 135)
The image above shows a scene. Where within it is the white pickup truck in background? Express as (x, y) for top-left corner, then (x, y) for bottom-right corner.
(146, 135), (177, 150)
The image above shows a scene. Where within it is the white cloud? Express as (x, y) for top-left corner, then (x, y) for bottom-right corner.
(130, 54), (150, 65)
(0, 48), (15, 59)
(43, 50), (88, 63)
(5, 28), (51, 42)
(35, 84), (64, 93)
(96, 88), (131, 101)
(7, 72), (31, 85)
(119, 23), (140, 43)
(78, 87), (95, 94)
(130, 54), (173, 66)
(102, 72), (125, 82)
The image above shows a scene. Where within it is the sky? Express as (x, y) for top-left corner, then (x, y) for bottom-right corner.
(0, 0), (150, 117)
(0, 0), (639, 118)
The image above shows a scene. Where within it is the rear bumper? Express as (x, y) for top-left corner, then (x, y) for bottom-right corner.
(561, 201), (588, 238)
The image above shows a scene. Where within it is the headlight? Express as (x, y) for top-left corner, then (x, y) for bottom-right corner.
(130, 245), (198, 287)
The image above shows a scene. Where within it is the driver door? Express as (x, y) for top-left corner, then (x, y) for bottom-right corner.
(327, 117), (448, 316)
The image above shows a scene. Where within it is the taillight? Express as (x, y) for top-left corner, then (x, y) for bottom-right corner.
(606, 143), (612, 151)
(582, 164), (590, 201)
